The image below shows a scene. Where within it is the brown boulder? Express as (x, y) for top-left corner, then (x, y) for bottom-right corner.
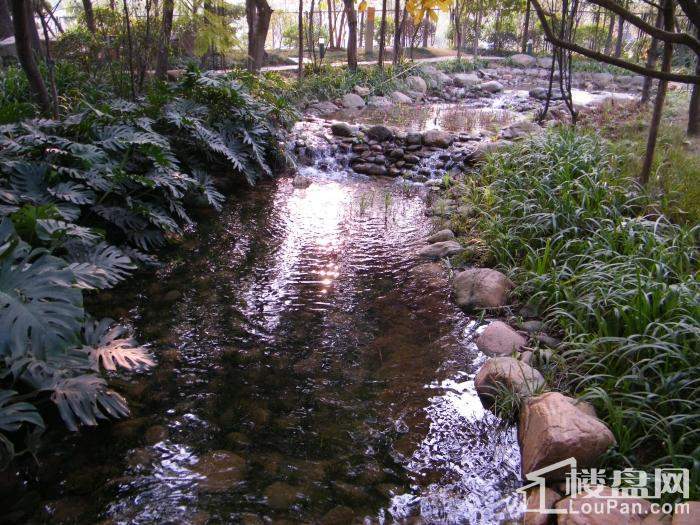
(453, 268), (514, 310)
(519, 393), (616, 478)
(525, 486), (561, 525)
(474, 357), (545, 407)
(476, 320), (527, 356)
(555, 485), (651, 525)
(427, 229), (455, 243)
(193, 450), (247, 492)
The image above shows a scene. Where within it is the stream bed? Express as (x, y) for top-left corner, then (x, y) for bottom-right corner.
(2, 134), (522, 525)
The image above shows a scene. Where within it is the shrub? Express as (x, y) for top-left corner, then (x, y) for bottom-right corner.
(475, 130), (699, 495)
(0, 68), (293, 466)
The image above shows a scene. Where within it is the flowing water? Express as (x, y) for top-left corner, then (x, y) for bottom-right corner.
(2, 121), (524, 525)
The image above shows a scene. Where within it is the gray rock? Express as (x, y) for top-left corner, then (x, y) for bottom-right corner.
(418, 240), (462, 260)
(422, 129), (453, 148)
(427, 229), (455, 243)
(308, 100), (339, 115)
(479, 80), (504, 93)
(366, 125), (394, 142)
(367, 95), (393, 108)
(353, 85), (371, 96)
(342, 93), (365, 109)
(405, 132), (422, 145)
(330, 122), (356, 137)
(536, 56), (554, 69)
(592, 72), (614, 88)
(353, 163), (388, 176)
(452, 73), (480, 87)
(510, 53), (537, 67)
(405, 75), (427, 94)
(390, 90), (413, 104)
(292, 174), (312, 188)
(453, 268), (514, 310)
(476, 320), (527, 356)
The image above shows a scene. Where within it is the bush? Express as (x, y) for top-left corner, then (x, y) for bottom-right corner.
(475, 130), (699, 496)
(0, 68), (293, 467)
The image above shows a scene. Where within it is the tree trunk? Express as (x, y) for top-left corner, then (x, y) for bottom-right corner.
(378, 0), (387, 67)
(10, 0), (50, 112)
(343, 0), (357, 70)
(122, 0), (136, 99)
(392, 0), (401, 64)
(28, 3), (42, 55)
(37, 6), (57, 117)
(614, 14), (624, 57)
(641, 8), (663, 104)
(521, 0), (531, 53)
(298, 0), (303, 77)
(327, 0), (334, 48)
(155, 0), (174, 80)
(82, 0), (96, 34)
(603, 12), (615, 54)
(247, 0), (272, 72)
(421, 10), (428, 48)
(688, 28), (700, 135)
(473, 0), (482, 58)
(0, 0), (14, 39)
(640, 0), (674, 186)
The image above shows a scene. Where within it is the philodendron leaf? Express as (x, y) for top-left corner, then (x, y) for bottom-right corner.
(0, 218), (84, 359)
(66, 241), (135, 290)
(82, 318), (154, 372)
(49, 375), (130, 431)
(0, 389), (45, 432)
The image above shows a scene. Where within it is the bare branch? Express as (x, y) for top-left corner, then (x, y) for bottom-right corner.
(530, 0), (700, 83)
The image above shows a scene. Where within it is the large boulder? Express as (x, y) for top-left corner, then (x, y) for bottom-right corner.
(366, 125), (394, 142)
(342, 93), (365, 109)
(193, 450), (247, 492)
(418, 240), (462, 260)
(352, 163), (388, 176)
(555, 486), (652, 525)
(536, 57), (554, 69)
(292, 174), (312, 188)
(479, 80), (504, 93)
(422, 130), (454, 148)
(427, 229), (455, 243)
(510, 53), (537, 67)
(592, 72), (614, 88)
(406, 75), (428, 94)
(476, 320), (527, 356)
(474, 357), (545, 407)
(390, 91), (413, 104)
(452, 268), (514, 310)
(499, 120), (543, 141)
(330, 122), (357, 137)
(367, 95), (393, 108)
(519, 392), (616, 478)
(453, 73), (480, 87)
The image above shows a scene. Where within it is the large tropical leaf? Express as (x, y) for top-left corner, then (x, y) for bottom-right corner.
(0, 219), (84, 359)
(36, 219), (102, 244)
(0, 389), (45, 432)
(47, 182), (96, 205)
(82, 318), (154, 372)
(66, 241), (135, 289)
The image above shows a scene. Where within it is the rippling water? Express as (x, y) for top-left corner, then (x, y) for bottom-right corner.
(1, 123), (522, 525)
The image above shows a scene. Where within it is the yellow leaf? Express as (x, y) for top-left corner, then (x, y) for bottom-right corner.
(358, 0), (367, 11)
(429, 9), (438, 22)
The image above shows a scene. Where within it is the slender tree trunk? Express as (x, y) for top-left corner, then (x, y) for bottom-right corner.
(251, 0), (272, 71)
(641, 8), (663, 104)
(0, 0), (12, 40)
(10, 0), (50, 112)
(155, 0), (174, 80)
(298, 0), (303, 77)
(640, 0), (674, 186)
(37, 6), (57, 117)
(28, 3), (42, 55)
(521, 0), (531, 53)
(122, 0), (136, 99)
(82, 0), (96, 34)
(614, 15), (624, 57)
(392, 0), (401, 64)
(603, 12), (615, 54)
(421, 10), (428, 48)
(688, 29), (700, 135)
(343, 0), (357, 70)
(454, 1), (462, 59)
(378, 0), (387, 67)
(327, 0), (334, 47)
(246, 0), (256, 71)
(473, 0), (482, 58)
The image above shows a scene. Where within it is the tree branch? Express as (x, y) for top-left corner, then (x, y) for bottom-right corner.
(530, 0), (700, 83)
(586, 0), (700, 53)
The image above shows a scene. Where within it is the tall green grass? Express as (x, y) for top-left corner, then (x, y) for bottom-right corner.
(474, 130), (699, 496)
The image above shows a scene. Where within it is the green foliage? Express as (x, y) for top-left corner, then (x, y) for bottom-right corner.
(0, 68), (292, 466)
(474, 130), (699, 493)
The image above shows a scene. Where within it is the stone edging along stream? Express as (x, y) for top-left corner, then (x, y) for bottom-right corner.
(420, 213), (698, 523)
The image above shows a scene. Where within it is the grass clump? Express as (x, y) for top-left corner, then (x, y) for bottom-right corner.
(473, 129), (699, 496)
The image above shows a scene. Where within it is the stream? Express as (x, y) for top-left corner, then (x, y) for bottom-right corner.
(2, 88), (636, 524)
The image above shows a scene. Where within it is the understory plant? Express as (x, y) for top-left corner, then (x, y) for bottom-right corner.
(474, 129), (699, 496)
(0, 68), (293, 466)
